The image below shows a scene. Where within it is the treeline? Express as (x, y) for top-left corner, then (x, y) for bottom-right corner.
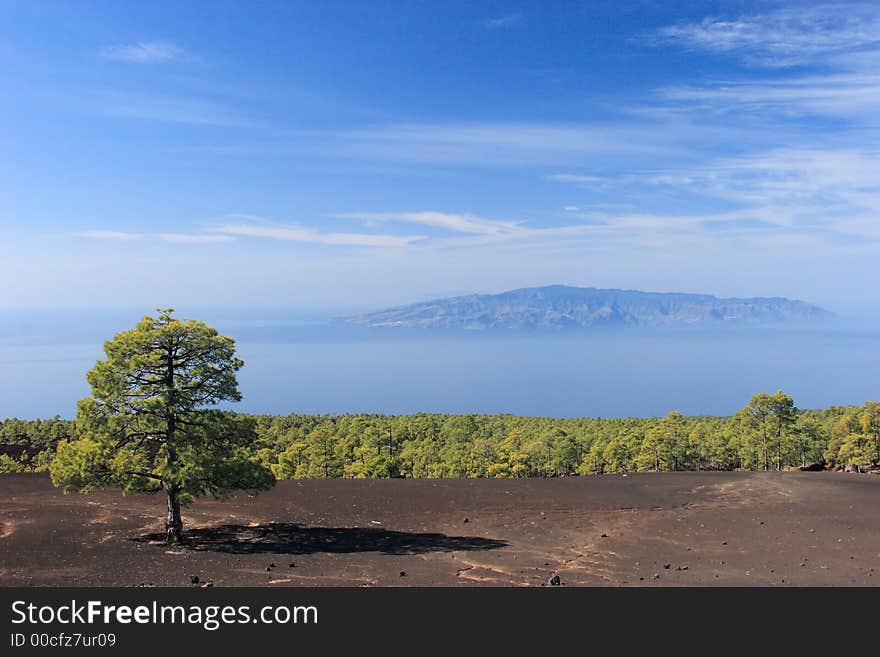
(0, 416), (70, 473)
(2, 393), (879, 477)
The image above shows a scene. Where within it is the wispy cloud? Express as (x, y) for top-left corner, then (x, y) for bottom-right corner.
(215, 217), (424, 247)
(660, 72), (880, 119)
(324, 120), (714, 167)
(651, 5), (880, 121)
(334, 211), (521, 236)
(545, 146), (880, 242)
(657, 4), (880, 67)
(485, 13), (523, 30)
(158, 233), (235, 244)
(78, 230), (232, 243)
(78, 221), (421, 248)
(327, 207), (785, 250)
(78, 230), (144, 240)
(522, 3), (880, 249)
(702, 218), (776, 232)
(545, 174), (609, 187)
(101, 41), (184, 63)
(95, 91), (254, 127)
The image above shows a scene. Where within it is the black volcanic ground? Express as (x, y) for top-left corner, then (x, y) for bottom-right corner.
(1, 472), (878, 586)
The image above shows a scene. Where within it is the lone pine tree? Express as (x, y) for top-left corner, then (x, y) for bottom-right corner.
(50, 309), (274, 543)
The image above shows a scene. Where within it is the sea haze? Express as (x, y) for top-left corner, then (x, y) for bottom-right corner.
(0, 310), (877, 419)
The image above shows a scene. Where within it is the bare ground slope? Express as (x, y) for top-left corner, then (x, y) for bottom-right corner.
(1, 472), (878, 586)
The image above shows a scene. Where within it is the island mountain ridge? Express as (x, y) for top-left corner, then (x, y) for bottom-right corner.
(343, 285), (833, 329)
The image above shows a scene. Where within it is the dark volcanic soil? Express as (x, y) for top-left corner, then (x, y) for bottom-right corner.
(1, 472), (879, 586)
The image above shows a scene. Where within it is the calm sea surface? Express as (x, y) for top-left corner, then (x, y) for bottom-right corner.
(0, 324), (877, 419)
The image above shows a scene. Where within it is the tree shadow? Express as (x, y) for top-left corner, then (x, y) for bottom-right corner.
(131, 523), (508, 556)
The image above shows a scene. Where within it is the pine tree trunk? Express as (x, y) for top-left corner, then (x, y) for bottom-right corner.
(762, 430), (768, 471)
(166, 487), (183, 544)
(162, 344), (183, 545)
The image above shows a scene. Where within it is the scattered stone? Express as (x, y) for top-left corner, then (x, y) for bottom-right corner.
(652, 573), (661, 580)
(289, 562), (296, 568)
(548, 574), (561, 586)
(270, 563), (276, 568)
(399, 571), (406, 577)
(721, 541), (727, 545)
(663, 564), (671, 569)
(463, 517), (469, 523)
(677, 565), (689, 571)
(800, 562), (806, 567)
(190, 575), (200, 584)
(265, 567), (272, 572)
(202, 581), (213, 588)
(601, 533), (608, 538)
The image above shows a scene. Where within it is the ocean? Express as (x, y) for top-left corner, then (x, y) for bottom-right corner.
(0, 314), (877, 419)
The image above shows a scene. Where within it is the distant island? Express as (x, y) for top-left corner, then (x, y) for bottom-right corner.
(343, 285), (833, 329)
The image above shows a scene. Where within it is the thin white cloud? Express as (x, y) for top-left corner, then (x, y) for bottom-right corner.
(650, 4), (880, 121)
(78, 230), (144, 240)
(335, 211), (521, 236)
(182, 117), (741, 168)
(216, 220), (424, 247)
(101, 41), (184, 63)
(95, 91), (253, 127)
(661, 72), (880, 119)
(80, 221), (421, 248)
(485, 14), (523, 30)
(78, 230), (234, 243)
(657, 4), (880, 67)
(544, 146), (880, 242)
(158, 233), (235, 244)
(545, 174), (608, 187)
(327, 121), (701, 166)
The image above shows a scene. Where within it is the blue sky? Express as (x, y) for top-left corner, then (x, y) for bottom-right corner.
(2, 1), (879, 316)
